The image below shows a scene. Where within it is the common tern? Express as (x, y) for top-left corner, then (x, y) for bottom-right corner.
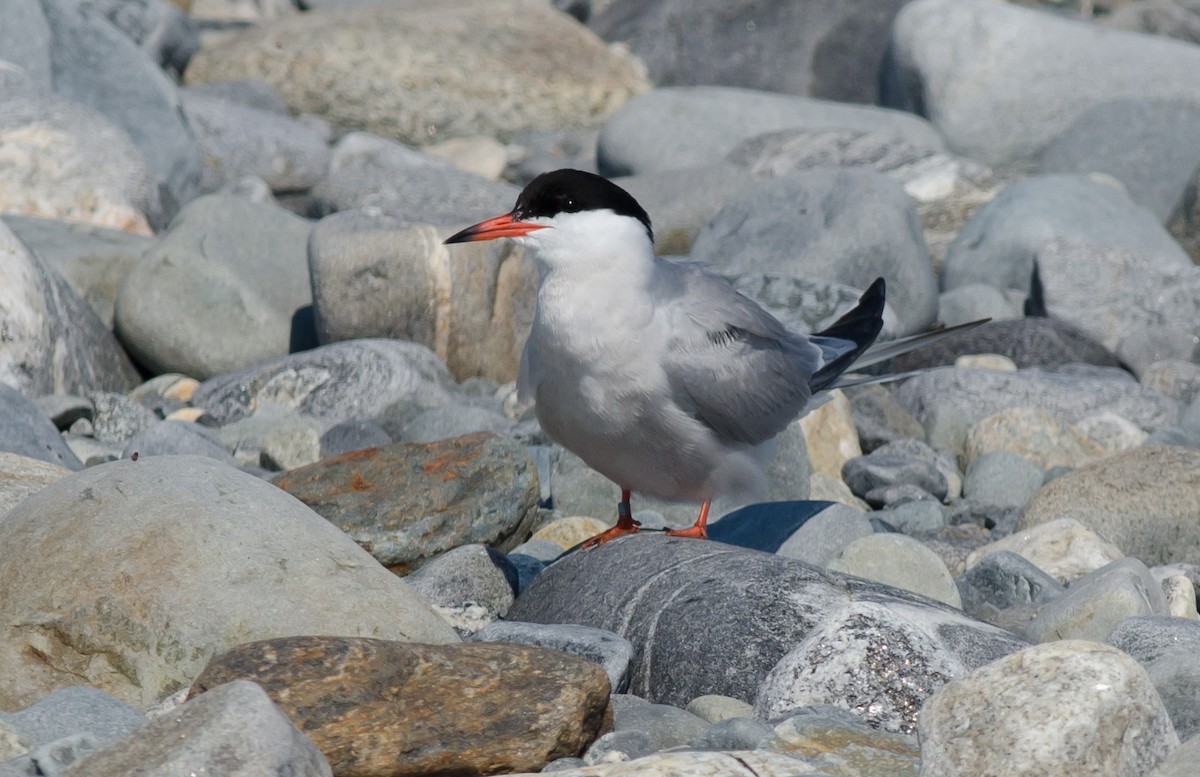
(446, 169), (970, 546)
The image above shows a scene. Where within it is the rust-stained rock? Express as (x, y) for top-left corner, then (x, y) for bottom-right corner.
(274, 433), (539, 573)
(190, 636), (612, 777)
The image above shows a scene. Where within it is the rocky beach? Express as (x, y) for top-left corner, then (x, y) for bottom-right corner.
(2, 0), (1200, 775)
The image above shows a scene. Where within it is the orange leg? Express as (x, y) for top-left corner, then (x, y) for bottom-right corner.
(582, 489), (642, 548)
(665, 500), (711, 540)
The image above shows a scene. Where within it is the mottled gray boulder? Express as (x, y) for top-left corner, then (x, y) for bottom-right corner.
(597, 86), (944, 176)
(691, 169), (937, 335)
(0, 386), (84, 470)
(470, 622), (634, 694)
(942, 175), (1192, 295)
(957, 550), (1064, 616)
(508, 534), (1025, 730)
(1108, 617), (1200, 741)
(61, 681), (332, 777)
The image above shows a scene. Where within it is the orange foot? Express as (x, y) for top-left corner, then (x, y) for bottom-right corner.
(581, 515), (641, 549)
(663, 500), (712, 540)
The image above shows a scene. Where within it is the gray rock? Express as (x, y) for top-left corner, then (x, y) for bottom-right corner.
(826, 533), (962, 608)
(32, 395), (93, 431)
(258, 424), (321, 472)
(119, 421), (236, 464)
(181, 90), (331, 194)
(0, 386), (83, 470)
(405, 545), (517, 635)
(8, 732), (100, 777)
(87, 392), (157, 444)
(1037, 98), (1200, 223)
(193, 339), (460, 427)
(581, 730), (655, 766)
(1025, 558), (1171, 644)
(0, 456), (457, 710)
(0, 453), (70, 519)
(613, 165), (757, 255)
(895, 366), (1178, 435)
(917, 641), (1177, 777)
(81, 0), (199, 75)
(688, 717), (773, 751)
(60, 681), (332, 777)
(1151, 729), (1200, 777)
(310, 133), (517, 225)
(884, 0), (1200, 170)
(508, 534), (1025, 731)
(892, 317), (1125, 372)
(937, 284), (1020, 328)
(962, 451), (1045, 508)
(761, 709), (921, 772)
(591, 0), (912, 104)
(1146, 648), (1200, 745)
(182, 78), (289, 115)
(1141, 361), (1200, 408)
(307, 210), (536, 384)
(878, 499), (948, 534)
(318, 420), (392, 457)
(115, 194), (314, 379)
(942, 175), (1192, 295)
(1108, 615), (1200, 665)
(684, 695), (755, 724)
(612, 703), (708, 751)
(776, 503), (873, 566)
(841, 442), (949, 502)
(957, 550), (1065, 616)
(863, 483), (940, 509)
(210, 403), (320, 469)
(843, 384), (925, 452)
(469, 621), (634, 694)
(399, 405), (514, 443)
(0, 687), (145, 751)
(691, 169), (937, 335)
(504, 554), (546, 595)
(597, 86), (944, 176)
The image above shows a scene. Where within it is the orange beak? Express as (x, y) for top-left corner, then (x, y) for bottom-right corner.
(444, 212), (547, 244)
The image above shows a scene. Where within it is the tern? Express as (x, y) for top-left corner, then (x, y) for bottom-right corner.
(446, 169), (969, 546)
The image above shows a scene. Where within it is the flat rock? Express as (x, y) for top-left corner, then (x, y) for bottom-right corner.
(191, 637), (611, 776)
(309, 212), (536, 383)
(1019, 446), (1200, 567)
(917, 641), (1178, 777)
(691, 168), (937, 334)
(184, 0), (648, 146)
(274, 433), (539, 573)
(62, 681), (331, 777)
(0, 455), (458, 710)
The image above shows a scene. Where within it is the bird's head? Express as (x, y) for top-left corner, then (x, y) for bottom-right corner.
(444, 169), (654, 271)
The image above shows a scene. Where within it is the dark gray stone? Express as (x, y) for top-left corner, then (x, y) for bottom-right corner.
(469, 621), (634, 694)
(0, 686), (145, 749)
(318, 420), (392, 458)
(691, 168), (937, 335)
(505, 553), (547, 594)
(958, 551), (1065, 616)
(892, 317), (1125, 372)
(843, 384), (925, 452)
(842, 443), (949, 502)
(0, 386), (83, 470)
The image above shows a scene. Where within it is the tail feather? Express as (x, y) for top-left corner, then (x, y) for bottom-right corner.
(809, 277), (886, 391)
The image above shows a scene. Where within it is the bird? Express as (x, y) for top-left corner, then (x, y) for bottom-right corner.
(445, 169), (971, 547)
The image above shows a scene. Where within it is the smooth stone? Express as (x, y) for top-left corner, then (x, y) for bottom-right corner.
(210, 403), (320, 468)
(763, 712), (920, 775)
(191, 637), (610, 776)
(1024, 558), (1171, 644)
(182, 78), (289, 115)
(776, 503), (873, 566)
(259, 424), (321, 471)
(937, 284), (1020, 328)
(61, 681), (331, 777)
(691, 168), (937, 335)
(119, 420), (237, 464)
(892, 317), (1125, 372)
(1019, 446), (1200, 567)
(613, 165), (757, 255)
(597, 86), (944, 177)
(425, 134), (508, 179)
(512, 751), (814, 776)
(827, 533), (962, 608)
(405, 544), (517, 636)
(611, 703), (708, 751)
(582, 730), (655, 766)
(400, 404), (514, 443)
(963, 407), (1106, 470)
(184, 0), (648, 145)
(917, 641), (1178, 777)
(0, 453), (69, 519)
(0, 386), (84, 470)
(115, 194), (313, 379)
(274, 434), (539, 573)
(470, 621), (634, 694)
(877, 500), (948, 534)
(797, 390), (861, 481)
(193, 339), (460, 427)
(532, 517), (611, 550)
(317, 419), (392, 457)
(684, 696), (755, 725)
(966, 517), (1125, 584)
(957, 550), (1065, 616)
(841, 447), (949, 503)
(689, 717), (774, 751)
(843, 384), (925, 453)
(0, 456), (457, 710)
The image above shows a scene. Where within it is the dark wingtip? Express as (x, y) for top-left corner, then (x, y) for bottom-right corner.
(1024, 260), (1048, 318)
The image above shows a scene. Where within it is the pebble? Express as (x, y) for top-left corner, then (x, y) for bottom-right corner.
(684, 696), (755, 725)
(406, 544), (517, 636)
(1024, 558), (1171, 643)
(827, 533), (962, 608)
(966, 517), (1125, 584)
(957, 550), (1066, 617)
(961, 451), (1046, 507)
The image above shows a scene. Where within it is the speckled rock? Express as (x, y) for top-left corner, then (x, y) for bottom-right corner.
(966, 517), (1125, 584)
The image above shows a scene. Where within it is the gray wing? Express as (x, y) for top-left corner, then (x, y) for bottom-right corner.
(654, 261), (851, 446)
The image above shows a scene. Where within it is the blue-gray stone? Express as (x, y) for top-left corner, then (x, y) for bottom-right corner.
(470, 621), (634, 694)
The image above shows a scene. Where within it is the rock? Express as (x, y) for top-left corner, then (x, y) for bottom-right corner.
(884, 0), (1200, 170)
(691, 168), (937, 335)
(470, 622), (634, 694)
(613, 165), (757, 255)
(957, 550), (1065, 617)
(0, 455), (457, 710)
(115, 194), (313, 379)
(208, 403), (319, 468)
(0, 385), (84, 470)
(308, 212), (536, 383)
(0, 686), (146, 755)
(0, 453), (69, 518)
(684, 696), (755, 725)
(1108, 615), (1200, 664)
(917, 641), (1178, 777)
(1025, 558), (1171, 643)
(597, 86), (944, 177)
(966, 517), (1125, 584)
(192, 339), (460, 427)
(1018, 446), (1200, 567)
(180, 89), (330, 194)
(895, 366), (1179, 437)
(841, 440), (950, 502)
(776, 503), (872, 566)
(532, 516), (612, 550)
(611, 702), (708, 751)
(507, 751), (816, 776)
(763, 711), (920, 775)
(1035, 238), (1200, 366)
(827, 533), (962, 608)
(318, 419), (392, 457)
(119, 420), (236, 464)
(82, 0), (199, 75)
(405, 544), (517, 636)
(184, 0), (648, 146)
(274, 434), (539, 573)
(963, 407), (1107, 470)
(183, 78), (290, 115)
(1152, 731), (1200, 777)
(0, 222), (140, 398)
(425, 135), (508, 180)
(892, 318), (1125, 372)
(797, 390), (860, 481)
(807, 472), (870, 511)
(1037, 98), (1200, 223)
(962, 451), (1045, 508)
(88, 391), (157, 444)
(1142, 361), (1200, 407)
(509, 535), (1025, 730)
(843, 384), (924, 452)
(591, 0), (913, 104)
(190, 637), (611, 776)
(61, 681), (332, 777)
(582, 730), (655, 765)
(688, 716), (773, 751)
(878, 500), (947, 534)
(938, 284), (1020, 328)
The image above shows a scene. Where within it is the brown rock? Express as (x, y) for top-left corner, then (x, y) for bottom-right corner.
(190, 637), (612, 777)
(274, 433), (539, 573)
(797, 389), (862, 480)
